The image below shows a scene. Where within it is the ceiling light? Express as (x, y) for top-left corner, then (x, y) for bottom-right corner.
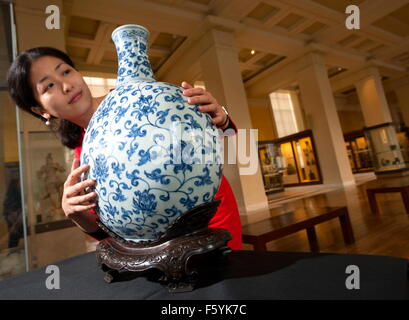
(251, 50), (255, 55)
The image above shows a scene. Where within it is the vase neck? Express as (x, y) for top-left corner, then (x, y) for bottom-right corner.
(112, 25), (155, 84)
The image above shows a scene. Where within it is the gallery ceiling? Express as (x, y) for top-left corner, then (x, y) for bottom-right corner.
(62, 0), (409, 88)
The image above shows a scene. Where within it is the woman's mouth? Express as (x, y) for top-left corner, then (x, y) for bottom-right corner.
(69, 91), (82, 104)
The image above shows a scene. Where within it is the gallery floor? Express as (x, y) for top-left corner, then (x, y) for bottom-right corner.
(242, 173), (409, 260)
(2, 172), (408, 281)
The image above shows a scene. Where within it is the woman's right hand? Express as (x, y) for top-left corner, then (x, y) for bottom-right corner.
(62, 158), (97, 224)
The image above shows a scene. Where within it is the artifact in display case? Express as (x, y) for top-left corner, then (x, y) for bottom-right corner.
(397, 127), (409, 166)
(1, 162), (24, 251)
(280, 142), (299, 185)
(343, 131), (373, 173)
(258, 142), (284, 193)
(345, 141), (356, 172)
(273, 130), (322, 187)
(26, 131), (76, 233)
(363, 122), (409, 176)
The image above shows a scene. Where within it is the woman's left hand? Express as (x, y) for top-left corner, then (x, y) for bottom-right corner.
(181, 81), (229, 129)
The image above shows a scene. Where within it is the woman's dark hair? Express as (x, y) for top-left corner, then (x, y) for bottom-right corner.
(7, 47), (83, 149)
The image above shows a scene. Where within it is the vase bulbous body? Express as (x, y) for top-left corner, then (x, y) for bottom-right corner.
(81, 25), (223, 242)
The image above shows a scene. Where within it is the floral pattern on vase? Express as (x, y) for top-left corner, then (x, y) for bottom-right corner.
(81, 25), (223, 242)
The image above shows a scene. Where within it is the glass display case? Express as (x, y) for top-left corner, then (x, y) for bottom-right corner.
(258, 142), (284, 194)
(345, 141), (356, 172)
(363, 122), (409, 175)
(397, 127), (409, 166)
(343, 130), (373, 173)
(0, 1), (28, 280)
(19, 129), (83, 269)
(272, 130), (322, 187)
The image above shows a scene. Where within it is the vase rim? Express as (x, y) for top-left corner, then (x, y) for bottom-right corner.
(111, 24), (149, 39)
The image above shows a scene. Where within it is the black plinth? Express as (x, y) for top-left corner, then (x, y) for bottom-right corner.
(95, 200), (232, 292)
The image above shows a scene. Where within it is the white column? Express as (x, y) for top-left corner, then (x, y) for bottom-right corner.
(354, 67), (392, 126)
(297, 52), (355, 187)
(199, 28), (269, 221)
(354, 67), (406, 173)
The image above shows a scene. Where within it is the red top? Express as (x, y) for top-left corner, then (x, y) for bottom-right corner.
(75, 119), (242, 250)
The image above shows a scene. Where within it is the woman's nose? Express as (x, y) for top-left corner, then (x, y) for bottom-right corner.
(62, 82), (73, 93)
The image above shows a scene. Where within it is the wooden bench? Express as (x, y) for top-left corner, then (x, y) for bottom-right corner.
(365, 177), (409, 215)
(241, 206), (355, 252)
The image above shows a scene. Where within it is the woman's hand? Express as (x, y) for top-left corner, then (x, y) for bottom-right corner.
(181, 81), (229, 129)
(61, 158), (99, 233)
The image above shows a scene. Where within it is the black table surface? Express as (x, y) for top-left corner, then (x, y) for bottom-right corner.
(0, 250), (408, 300)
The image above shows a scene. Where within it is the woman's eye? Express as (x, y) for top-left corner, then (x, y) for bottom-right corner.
(44, 83), (54, 92)
(63, 69), (71, 75)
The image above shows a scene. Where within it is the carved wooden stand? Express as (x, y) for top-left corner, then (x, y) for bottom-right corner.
(95, 200), (232, 292)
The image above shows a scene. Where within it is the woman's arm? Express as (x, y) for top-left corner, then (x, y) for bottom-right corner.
(181, 82), (237, 133)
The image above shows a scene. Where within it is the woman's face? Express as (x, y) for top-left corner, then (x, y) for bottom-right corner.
(29, 55), (92, 123)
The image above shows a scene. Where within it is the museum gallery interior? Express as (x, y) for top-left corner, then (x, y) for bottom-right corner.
(1, 0), (409, 287)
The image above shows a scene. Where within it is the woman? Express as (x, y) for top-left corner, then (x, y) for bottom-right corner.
(7, 47), (242, 249)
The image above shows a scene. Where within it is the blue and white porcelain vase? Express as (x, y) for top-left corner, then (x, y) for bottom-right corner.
(81, 24), (223, 242)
